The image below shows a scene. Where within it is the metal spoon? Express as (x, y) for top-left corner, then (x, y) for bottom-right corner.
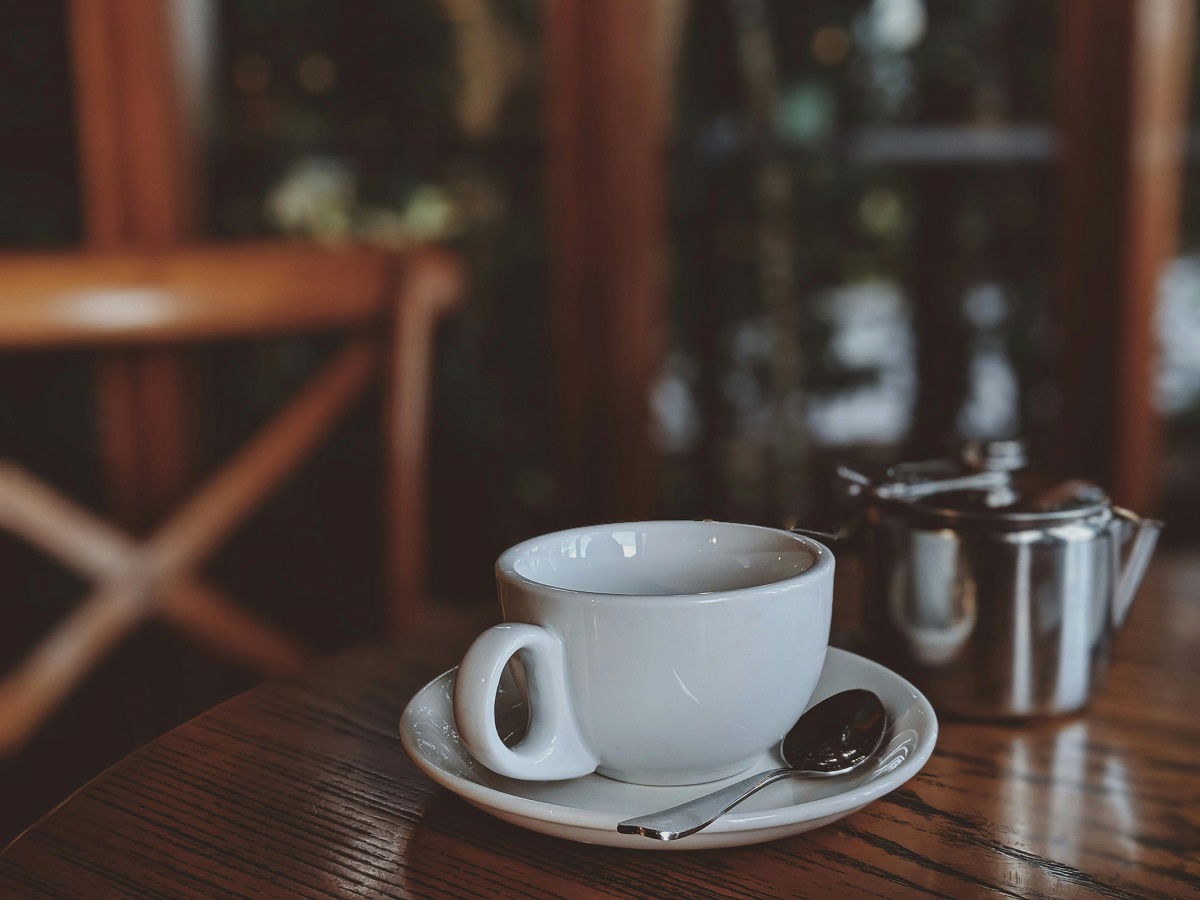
(616, 689), (887, 841)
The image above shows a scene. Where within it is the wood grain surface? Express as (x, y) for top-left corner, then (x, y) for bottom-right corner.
(2, 557), (1198, 899)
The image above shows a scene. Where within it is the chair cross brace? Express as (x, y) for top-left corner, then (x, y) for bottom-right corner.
(0, 336), (379, 755)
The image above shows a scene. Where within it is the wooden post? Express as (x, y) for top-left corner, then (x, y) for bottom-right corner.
(543, 0), (670, 523)
(1054, 0), (1194, 510)
(68, 0), (204, 526)
(1115, 0), (1195, 510)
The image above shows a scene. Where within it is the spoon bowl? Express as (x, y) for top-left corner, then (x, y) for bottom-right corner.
(616, 689), (887, 841)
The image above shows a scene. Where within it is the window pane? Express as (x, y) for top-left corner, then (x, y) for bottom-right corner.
(207, 1), (550, 602)
(662, 0), (1058, 524)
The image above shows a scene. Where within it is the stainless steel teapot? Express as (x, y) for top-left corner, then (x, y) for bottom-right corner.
(812, 441), (1162, 719)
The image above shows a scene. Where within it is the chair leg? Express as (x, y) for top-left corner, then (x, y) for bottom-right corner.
(159, 578), (310, 677)
(385, 248), (466, 630)
(0, 464), (300, 667)
(0, 339), (380, 755)
(0, 461), (131, 577)
(148, 337), (379, 575)
(0, 574), (150, 756)
(0, 470), (310, 754)
(0, 565), (309, 757)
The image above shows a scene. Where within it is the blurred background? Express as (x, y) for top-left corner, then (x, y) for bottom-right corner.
(1, 0), (1197, 844)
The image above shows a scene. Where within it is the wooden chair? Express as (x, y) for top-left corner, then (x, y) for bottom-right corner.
(0, 240), (463, 755)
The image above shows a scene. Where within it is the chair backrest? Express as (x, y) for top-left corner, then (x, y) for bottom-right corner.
(0, 240), (464, 759)
(0, 242), (396, 348)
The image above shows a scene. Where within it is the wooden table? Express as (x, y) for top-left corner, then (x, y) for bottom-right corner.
(3, 557), (1198, 898)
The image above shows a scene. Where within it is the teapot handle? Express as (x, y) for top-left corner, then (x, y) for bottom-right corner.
(1111, 507), (1162, 628)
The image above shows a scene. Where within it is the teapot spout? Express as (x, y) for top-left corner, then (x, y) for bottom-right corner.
(1112, 507), (1163, 627)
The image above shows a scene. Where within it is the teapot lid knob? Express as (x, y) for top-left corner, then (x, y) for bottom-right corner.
(960, 439), (1028, 473)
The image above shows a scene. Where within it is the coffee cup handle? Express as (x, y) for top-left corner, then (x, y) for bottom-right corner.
(453, 623), (598, 780)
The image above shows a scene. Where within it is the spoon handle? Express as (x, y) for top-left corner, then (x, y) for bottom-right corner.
(616, 767), (794, 841)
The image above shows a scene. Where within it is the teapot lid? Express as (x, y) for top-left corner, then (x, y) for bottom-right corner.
(860, 441), (1112, 530)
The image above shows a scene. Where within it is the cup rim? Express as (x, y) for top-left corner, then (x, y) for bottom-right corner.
(495, 520), (833, 601)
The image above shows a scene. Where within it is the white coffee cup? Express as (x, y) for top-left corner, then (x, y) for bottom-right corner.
(453, 521), (834, 786)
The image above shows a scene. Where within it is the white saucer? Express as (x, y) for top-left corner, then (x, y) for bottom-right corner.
(399, 647), (937, 850)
